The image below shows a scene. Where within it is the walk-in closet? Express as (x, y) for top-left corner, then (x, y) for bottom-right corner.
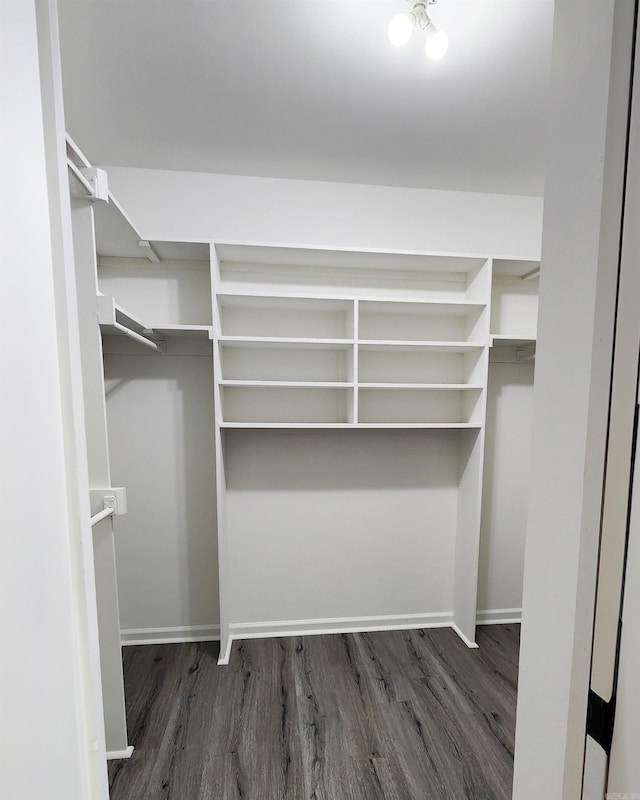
(11, 1), (640, 799)
(66, 121), (539, 796)
(54, 1), (554, 796)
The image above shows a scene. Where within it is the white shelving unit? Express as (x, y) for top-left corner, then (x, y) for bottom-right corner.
(211, 243), (494, 660)
(213, 250), (491, 432)
(90, 216), (540, 671)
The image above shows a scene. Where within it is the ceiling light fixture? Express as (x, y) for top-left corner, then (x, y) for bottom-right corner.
(388, 0), (449, 61)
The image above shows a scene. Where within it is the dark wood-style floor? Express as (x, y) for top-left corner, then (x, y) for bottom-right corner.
(108, 625), (519, 800)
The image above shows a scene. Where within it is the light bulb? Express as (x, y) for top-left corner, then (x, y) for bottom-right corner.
(388, 12), (413, 47)
(425, 26), (448, 60)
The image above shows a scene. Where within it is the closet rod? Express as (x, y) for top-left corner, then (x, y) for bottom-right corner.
(66, 133), (91, 167)
(112, 321), (162, 351)
(67, 158), (94, 195)
(90, 506), (114, 527)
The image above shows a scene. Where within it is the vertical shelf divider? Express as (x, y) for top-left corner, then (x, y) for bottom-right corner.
(353, 299), (359, 424)
(211, 244), (232, 664)
(452, 258), (492, 644)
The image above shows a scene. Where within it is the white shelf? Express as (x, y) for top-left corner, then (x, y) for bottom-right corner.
(358, 340), (485, 352)
(358, 386), (483, 425)
(357, 298), (486, 309)
(218, 336), (354, 348)
(215, 244), (491, 301)
(490, 334), (536, 347)
(219, 339), (352, 383)
(220, 380), (481, 390)
(220, 380), (354, 388)
(217, 291), (486, 308)
(218, 294), (354, 340)
(218, 293), (353, 310)
(149, 324), (213, 339)
(97, 295), (163, 351)
(358, 383), (484, 390)
(492, 259), (540, 278)
(221, 422), (357, 429)
(358, 346), (484, 386)
(97, 295), (149, 335)
(220, 422), (483, 429)
(220, 384), (353, 425)
(359, 300), (487, 344)
(97, 297), (214, 352)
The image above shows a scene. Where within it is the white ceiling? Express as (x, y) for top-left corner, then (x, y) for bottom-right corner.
(58, 0), (554, 197)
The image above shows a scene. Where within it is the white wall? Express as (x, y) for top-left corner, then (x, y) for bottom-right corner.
(513, 1), (636, 798)
(105, 166), (543, 261)
(478, 358), (535, 616)
(104, 344), (218, 641)
(225, 430), (458, 629)
(0, 1), (107, 798)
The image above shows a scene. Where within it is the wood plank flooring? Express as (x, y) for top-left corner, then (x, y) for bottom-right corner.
(108, 625), (519, 800)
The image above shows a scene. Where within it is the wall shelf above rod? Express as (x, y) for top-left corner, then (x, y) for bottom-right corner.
(97, 295), (165, 352)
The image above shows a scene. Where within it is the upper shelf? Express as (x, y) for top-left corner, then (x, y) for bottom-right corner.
(97, 296), (213, 350)
(215, 244), (487, 274)
(490, 335), (536, 347)
(150, 324), (213, 339)
(97, 295), (162, 351)
(215, 244), (491, 302)
(492, 259), (540, 279)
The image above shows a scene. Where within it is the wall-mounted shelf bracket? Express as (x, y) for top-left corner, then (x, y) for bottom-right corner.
(89, 487), (127, 527)
(80, 167), (109, 202)
(66, 158), (109, 202)
(138, 240), (161, 263)
(90, 487), (127, 515)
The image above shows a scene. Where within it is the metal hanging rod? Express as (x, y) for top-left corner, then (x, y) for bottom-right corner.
(90, 506), (115, 527)
(112, 321), (163, 351)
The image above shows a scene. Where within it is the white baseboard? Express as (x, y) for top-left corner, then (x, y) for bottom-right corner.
(476, 608), (522, 625)
(119, 612), (519, 650)
(228, 611), (454, 642)
(106, 745), (134, 761)
(451, 623), (480, 649)
(120, 624), (220, 646)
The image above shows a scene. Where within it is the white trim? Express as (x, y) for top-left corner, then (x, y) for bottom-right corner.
(451, 623), (480, 649)
(476, 608), (522, 625)
(229, 612), (454, 641)
(106, 746), (134, 761)
(218, 635), (233, 666)
(119, 612), (520, 653)
(120, 624), (220, 646)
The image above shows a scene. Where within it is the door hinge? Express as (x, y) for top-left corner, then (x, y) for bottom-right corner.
(587, 690), (616, 753)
